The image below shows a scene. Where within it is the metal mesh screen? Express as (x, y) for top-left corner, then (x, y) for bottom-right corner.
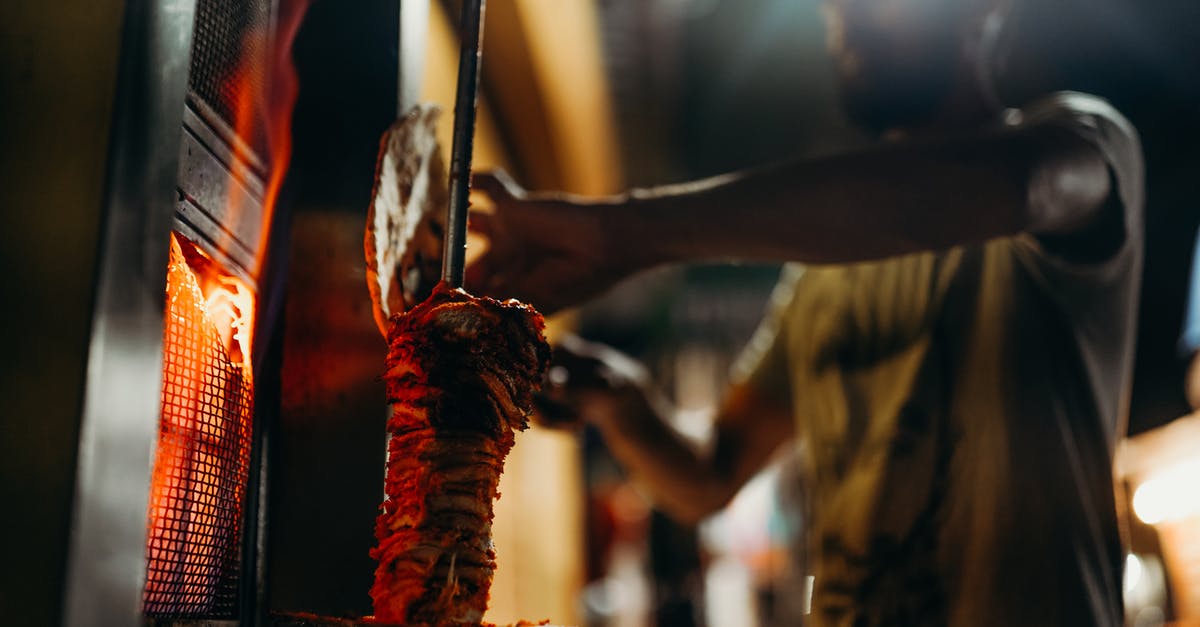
(143, 235), (254, 618)
(188, 0), (272, 152)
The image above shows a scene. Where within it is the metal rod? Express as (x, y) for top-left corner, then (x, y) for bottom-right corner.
(442, 0), (486, 288)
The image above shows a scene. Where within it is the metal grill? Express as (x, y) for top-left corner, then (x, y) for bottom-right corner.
(188, 0), (272, 152)
(143, 236), (255, 618)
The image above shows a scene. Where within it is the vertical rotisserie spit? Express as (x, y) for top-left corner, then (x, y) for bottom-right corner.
(364, 97), (549, 624)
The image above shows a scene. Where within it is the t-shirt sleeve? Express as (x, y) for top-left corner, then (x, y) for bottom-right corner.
(1012, 91), (1144, 280)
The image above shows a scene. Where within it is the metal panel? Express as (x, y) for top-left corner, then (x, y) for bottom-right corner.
(176, 103), (267, 283)
(62, 0), (198, 624)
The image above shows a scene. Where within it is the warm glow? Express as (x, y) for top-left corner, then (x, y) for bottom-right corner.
(181, 237), (257, 370)
(1132, 458), (1200, 525)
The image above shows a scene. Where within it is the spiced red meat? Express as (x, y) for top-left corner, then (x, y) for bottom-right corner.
(369, 283), (549, 625)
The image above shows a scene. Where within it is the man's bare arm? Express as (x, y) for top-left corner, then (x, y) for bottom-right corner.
(617, 122), (1112, 267)
(467, 120), (1113, 314)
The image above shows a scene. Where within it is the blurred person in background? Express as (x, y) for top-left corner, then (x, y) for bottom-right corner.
(467, 0), (1143, 624)
(1183, 228), (1200, 411)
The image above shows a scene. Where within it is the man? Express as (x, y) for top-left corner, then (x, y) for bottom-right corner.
(467, 0), (1143, 624)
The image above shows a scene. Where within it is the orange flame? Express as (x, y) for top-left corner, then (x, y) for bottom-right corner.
(225, 0), (310, 275)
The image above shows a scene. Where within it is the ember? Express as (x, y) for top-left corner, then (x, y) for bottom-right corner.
(144, 235), (255, 617)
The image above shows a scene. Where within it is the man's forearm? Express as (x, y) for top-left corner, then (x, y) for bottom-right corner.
(603, 124), (1107, 268)
(585, 390), (741, 525)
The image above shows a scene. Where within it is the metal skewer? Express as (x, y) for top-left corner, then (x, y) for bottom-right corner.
(442, 0), (487, 288)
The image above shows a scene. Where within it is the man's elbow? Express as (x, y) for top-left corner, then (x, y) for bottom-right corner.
(655, 482), (740, 527)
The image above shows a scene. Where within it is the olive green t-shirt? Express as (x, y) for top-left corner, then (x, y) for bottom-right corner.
(739, 93), (1143, 627)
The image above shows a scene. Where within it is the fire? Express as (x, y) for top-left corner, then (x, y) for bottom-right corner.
(180, 238), (257, 369)
(224, 0), (309, 274)
(205, 275), (255, 369)
(144, 234), (255, 616)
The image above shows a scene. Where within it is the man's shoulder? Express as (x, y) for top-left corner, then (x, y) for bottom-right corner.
(1007, 91), (1145, 267)
(1013, 91), (1143, 194)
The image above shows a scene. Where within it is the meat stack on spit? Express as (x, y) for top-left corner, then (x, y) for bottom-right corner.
(365, 105), (550, 625)
(371, 285), (549, 623)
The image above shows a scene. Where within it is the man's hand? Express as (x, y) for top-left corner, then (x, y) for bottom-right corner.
(533, 334), (656, 431)
(466, 171), (633, 315)
(534, 335), (793, 524)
